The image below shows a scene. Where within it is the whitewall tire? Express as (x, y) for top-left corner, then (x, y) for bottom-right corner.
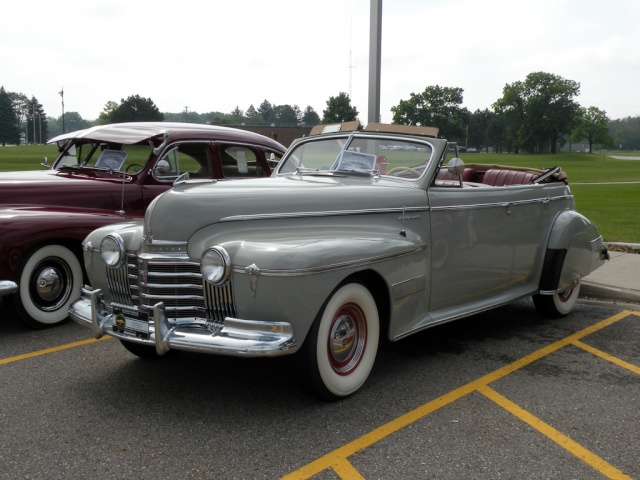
(14, 244), (83, 328)
(304, 282), (380, 400)
(533, 282), (580, 319)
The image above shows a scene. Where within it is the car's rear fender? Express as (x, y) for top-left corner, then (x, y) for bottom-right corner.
(539, 210), (608, 293)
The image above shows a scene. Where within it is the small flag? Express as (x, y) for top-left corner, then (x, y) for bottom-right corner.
(58, 89), (64, 97)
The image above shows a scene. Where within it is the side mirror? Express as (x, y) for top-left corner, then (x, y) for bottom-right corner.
(446, 157), (465, 176)
(41, 157), (50, 169)
(154, 159), (171, 176)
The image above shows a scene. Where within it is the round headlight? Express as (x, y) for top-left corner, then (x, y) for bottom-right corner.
(201, 246), (231, 285)
(100, 234), (126, 268)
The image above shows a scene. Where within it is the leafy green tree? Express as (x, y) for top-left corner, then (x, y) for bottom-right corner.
(322, 92), (358, 124)
(467, 109), (497, 150)
(258, 100), (274, 123)
(25, 97), (48, 144)
(608, 117), (640, 150)
(245, 104), (260, 120)
(274, 104), (299, 125)
(494, 72), (581, 153)
(98, 101), (119, 125)
(0, 86), (20, 146)
(573, 106), (613, 153)
(301, 105), (320, 125)
(229, 106), (246, 124)
(486, 113), (507, 153)
(48, 112), (92, 138)
(391, 85), (469, 141)
(106, 95), (164, 123)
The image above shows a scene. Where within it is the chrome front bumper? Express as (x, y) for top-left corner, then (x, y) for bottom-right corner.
(69, 287), (297, 357)
(0, 280), (18, 297)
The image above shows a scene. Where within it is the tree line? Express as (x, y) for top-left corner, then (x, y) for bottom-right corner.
(1, 72), (639, 152)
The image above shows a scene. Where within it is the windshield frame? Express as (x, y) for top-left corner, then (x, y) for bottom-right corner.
(275, 132), (436, 181)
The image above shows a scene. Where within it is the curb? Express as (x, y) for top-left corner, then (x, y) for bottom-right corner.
(580, 282), (640, 305)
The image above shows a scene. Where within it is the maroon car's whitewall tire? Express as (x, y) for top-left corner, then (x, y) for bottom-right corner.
(305, 282), (379, 400)
(15, 244), (83, 328)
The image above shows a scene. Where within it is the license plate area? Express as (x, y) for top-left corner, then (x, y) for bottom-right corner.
(113, 307), (150, 340)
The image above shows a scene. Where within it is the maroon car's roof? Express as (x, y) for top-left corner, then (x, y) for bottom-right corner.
(48, 122), (285, 151)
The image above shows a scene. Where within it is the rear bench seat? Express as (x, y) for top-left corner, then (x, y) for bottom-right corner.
(481, 169), (537, 186)
(436, 165), (545, 186)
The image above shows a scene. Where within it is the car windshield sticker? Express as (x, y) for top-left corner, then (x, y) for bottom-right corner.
(95, 150), (128, 171)
(334, 150), (376, 172)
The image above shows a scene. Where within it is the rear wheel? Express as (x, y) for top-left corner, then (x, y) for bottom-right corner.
(533, 282), (580, 318)
(14, 244), (83, 328)
(303, 282), (379, 400)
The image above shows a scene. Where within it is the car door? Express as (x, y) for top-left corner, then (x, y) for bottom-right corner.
(427, 184), (513, 317)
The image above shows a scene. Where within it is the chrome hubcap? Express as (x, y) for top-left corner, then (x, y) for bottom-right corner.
(36, 267), (62, 302)
(328, 304), (366, 375)
(30, 258), (73, 311)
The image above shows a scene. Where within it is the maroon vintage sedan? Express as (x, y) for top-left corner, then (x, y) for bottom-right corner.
(0, 122), (285, 328)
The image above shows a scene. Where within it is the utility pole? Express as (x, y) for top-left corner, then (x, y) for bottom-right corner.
(368, 0), (382, 124)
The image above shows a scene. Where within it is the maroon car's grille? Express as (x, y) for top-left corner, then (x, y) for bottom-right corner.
(107, 252), (236, 324)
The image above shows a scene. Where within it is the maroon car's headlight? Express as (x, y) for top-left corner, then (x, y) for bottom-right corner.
(100, 234), (126, 269)
(201, 246), (231, 285)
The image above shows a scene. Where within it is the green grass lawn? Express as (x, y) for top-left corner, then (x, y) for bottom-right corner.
(1, 145), (638, 243)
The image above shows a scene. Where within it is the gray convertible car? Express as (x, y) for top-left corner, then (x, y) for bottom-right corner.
(70, 122), (609, 399)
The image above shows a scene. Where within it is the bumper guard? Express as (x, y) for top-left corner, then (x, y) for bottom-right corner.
(69, 287), (296, 357)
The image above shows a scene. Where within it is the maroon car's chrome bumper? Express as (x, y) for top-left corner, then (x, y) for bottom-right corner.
(69, 286), (296, 357)
(0, 281), (18, 297)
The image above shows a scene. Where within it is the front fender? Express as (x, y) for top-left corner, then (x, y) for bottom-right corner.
(539, 210), (608, 293)
(188, 220), (427, 345)
(0, 206), (139, 280)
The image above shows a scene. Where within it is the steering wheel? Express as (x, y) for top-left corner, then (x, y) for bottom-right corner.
(125, 163), (143, 173)
(387, 166), (422, 177)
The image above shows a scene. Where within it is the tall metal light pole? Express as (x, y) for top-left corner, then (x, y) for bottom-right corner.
(368, 0), (382, 124)
(59, 88), (65, 133)
(32, 103), (36, 144)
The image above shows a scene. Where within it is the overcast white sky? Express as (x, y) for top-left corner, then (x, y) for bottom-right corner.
(2, 0), (639, 124)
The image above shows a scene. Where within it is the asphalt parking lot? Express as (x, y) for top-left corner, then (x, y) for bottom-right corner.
(1, 299), (638, 480)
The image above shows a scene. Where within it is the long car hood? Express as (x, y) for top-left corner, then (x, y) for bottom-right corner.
(0, 169), (133, 211)
(145, 175), (427, 242)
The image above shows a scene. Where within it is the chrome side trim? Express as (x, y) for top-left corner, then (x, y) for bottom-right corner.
(393, 291), (536, 341)
(431, 195), (573, 212)
(232, 245), (426, 277)
(220, 206), (430, 222)
(392, 275), (427, 301)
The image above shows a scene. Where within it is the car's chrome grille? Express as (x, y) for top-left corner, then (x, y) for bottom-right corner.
(107, 252), (236, 324)
(106, 253), (138, 305)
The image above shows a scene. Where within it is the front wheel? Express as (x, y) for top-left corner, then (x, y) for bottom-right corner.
(533, 282), (580, 318)
(13, 244), (83, 328)
(303, 282), (379, 400)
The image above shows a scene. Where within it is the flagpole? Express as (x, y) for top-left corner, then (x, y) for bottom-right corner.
(59, 87), (65, 133)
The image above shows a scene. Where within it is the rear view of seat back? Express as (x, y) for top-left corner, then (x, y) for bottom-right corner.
(483, 169), (537, 186)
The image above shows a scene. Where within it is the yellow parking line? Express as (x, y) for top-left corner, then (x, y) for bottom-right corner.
(331, 460), (366, 480)
(0, 336), (111, 366)
(572, 339), (640, 375)
(478, 385), (632, 480)
(282, 310), (636, 479)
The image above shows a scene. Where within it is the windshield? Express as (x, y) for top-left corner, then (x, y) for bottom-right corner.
(277, 135), (433, 180)
(53, 141), (152, 173)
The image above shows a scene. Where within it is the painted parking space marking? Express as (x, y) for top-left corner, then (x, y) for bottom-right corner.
(0, 336), (111, 366)
(282, 310), (638, 480)
(1, 312), (636, 479)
